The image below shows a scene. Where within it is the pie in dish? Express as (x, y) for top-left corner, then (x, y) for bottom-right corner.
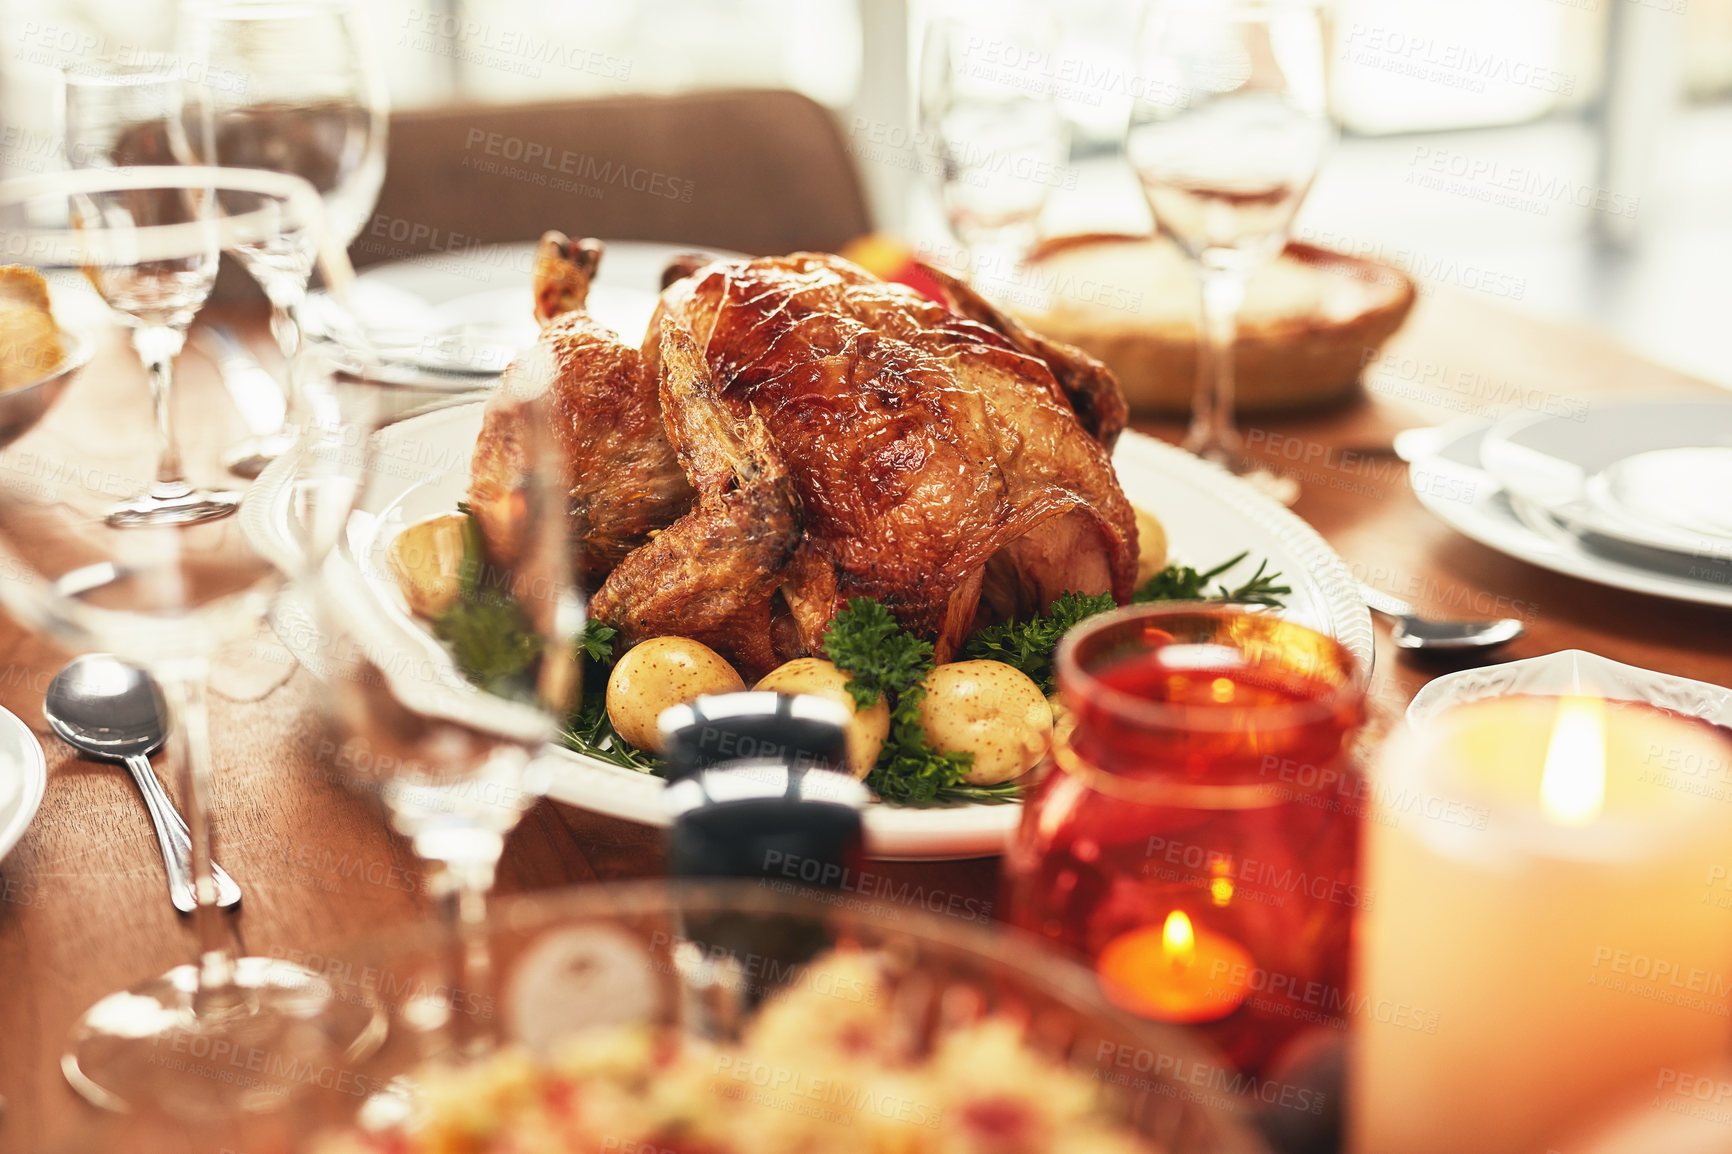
(1009, 234), (1416, 414)
(471, 234), (1139, 683)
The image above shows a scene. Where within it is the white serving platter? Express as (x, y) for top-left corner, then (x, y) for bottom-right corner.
(252, 244), (1373, 861)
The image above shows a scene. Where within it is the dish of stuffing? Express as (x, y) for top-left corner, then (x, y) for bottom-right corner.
(295, 882), (1270, 1154)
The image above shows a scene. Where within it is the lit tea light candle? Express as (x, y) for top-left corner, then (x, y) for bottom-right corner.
(1541, 695), (1607, 825)
(1352, 694), (1732, 1154)
(1097, 910), (1253, 1023)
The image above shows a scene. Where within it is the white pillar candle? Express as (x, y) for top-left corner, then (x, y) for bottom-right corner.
(1351, 694), (1732, 1154)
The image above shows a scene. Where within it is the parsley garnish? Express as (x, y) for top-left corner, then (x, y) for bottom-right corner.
(957, 555), (1289, 695)
(961, 591), (1117, 694)
(432, 502), (1288, 805)
(431, 510), (541, 697)
(432, 509), (650, 769)
(556, 618), (663, 771)
(821, 598), (977, 806)
(580, 619), (619, 664)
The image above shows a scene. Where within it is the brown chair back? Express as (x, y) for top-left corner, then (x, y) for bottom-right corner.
(357, 88), (872, 263)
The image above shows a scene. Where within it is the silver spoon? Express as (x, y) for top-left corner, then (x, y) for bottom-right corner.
(1358, 582), (1526, 652)
(44, 654), (241, 912)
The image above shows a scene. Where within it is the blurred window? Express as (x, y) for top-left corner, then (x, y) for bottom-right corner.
(419, 0), (861, 108)
(1686, 0), (1732, 97)
(1328, 0), (1606, 135)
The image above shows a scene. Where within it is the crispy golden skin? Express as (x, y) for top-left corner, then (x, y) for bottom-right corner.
(473, 239), (1137, 682)
(917, 260), (1128, 450)
(470, 233), (695, 588)
(588, 320), (800, 678)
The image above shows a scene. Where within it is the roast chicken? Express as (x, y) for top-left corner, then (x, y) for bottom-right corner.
(469, 234), (1138, 681)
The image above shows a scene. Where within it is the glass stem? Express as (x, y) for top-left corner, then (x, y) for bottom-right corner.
(1184, 270), (1248, 463)
(429, 854), (500, 1055)
(268, 281), (307, 434)
(268, 297), (303, 363)
(159, 660), (240, 1005)
(258, 272), (310, 438)
(132, 323), (192, 499)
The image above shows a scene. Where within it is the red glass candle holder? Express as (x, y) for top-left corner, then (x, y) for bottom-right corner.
(1003, 604), (1368, 1077)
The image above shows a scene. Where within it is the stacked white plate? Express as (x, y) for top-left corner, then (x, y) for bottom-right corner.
(301, 240), (731, 386)
(1396, 398), (1732, 607)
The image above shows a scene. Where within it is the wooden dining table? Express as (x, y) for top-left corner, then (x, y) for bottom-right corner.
(0, 279), (1728, 1153)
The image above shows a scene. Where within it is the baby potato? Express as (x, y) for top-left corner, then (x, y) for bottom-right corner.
(1134, 505), (1169, 586)
(387, 512), (470, 617)
(607, 637), (744, 753)
(755, 657), (890, 779)
(917, 660), (1053, 786)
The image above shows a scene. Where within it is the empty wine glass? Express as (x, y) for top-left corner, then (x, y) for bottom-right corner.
(62, 63), (240, 526)
(0, 165), (381, 1117)
(918, 4), (1068, 300)
(1126, 0), (1330, 503)
(179, 0), (389, 477)
(308, 342), (580, 1053)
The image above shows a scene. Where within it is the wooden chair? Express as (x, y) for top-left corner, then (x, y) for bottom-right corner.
(211, 88), (872, 301)
(357, 88), (872, 263)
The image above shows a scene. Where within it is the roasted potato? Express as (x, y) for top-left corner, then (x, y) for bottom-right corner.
(387, 512), (470, 617)
(1134, 505), (1169, 587)
(607, 637), (745, 753)
(917, 660), (1053, 785)
(755, 657), (891, 779)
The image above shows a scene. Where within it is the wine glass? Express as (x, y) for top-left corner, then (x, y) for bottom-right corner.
(0, 166), (381, 1117)
(1126, 0), (1330, 503)
(178, 0), (389, 477)
(307, 341), (580, 1053)
(918, 4), (1068, 298)
(62, 63), (241, 527)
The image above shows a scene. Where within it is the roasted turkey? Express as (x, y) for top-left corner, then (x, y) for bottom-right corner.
(469, 233), (1138, 681)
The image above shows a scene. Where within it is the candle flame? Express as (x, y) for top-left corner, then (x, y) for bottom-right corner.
(1540, 696), (1607, 825)
(1162, 910), (1196, 971)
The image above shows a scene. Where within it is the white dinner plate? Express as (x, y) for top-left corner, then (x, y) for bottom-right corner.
(1479, 399), (1732, 562)
(305, 241), (737, 384)
(1396, 419), (1732, 608)
(0, 704), (47, 862)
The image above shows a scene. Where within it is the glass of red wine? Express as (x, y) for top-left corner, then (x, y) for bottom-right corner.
(1125, 0), (1330, 504)
(1003, 603), (1366, 1077)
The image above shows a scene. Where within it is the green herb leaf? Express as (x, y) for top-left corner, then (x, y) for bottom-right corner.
(432, 594), (543, 695)
(820, 598), (929, 710)
(555, 617), (662, 773)
(960, 590), (1117, 694)
(560, 690), (662, 773)
(822, 597), (974, 805)
(431, 510), (542, 695)
(935, 780), (1021, 804)
(580, 619), (619, 664)
(1131, 551), (1291, 608)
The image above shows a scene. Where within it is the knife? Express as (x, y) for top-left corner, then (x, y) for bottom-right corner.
(201, 324), (288, 437)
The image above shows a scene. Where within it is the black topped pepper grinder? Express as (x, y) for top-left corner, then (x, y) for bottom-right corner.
(659, 690), (850, 781)
(658, 692), (867, 886)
